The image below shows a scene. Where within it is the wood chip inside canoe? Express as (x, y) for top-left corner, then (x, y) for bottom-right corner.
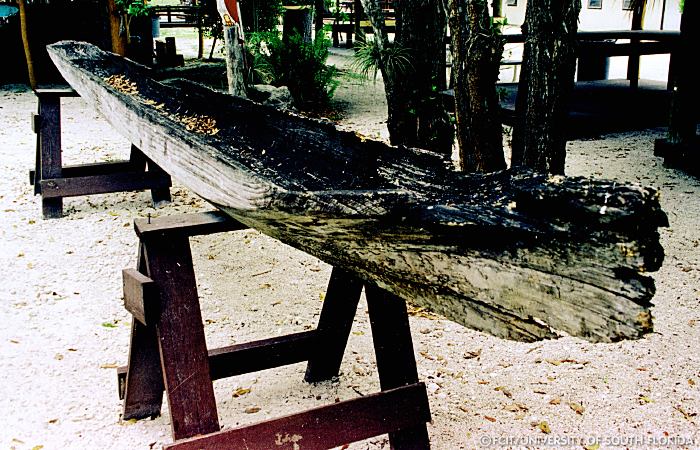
(104, 74), (138, 95)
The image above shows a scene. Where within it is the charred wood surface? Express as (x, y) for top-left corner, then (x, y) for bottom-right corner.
(48, 41), (667, 343)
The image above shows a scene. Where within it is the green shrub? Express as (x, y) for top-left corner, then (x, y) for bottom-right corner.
(201, 0), (282, 56)
(351, 39), (412, 81)
(247, 31), (338, 109)
(241, 0), (283, 32)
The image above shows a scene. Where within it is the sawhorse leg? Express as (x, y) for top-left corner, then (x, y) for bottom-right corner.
(31, 88), (172, 219)
(366, 284), (431, 450)
(123, 233), (219, 439)
(305, 267), (364, 382)
(36, 94), (63, 218)
(127, 144), (172, 205)
(119, 211), (431, 449)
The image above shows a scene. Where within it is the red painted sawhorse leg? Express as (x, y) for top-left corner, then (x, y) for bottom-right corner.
(117, 210), (431, 449)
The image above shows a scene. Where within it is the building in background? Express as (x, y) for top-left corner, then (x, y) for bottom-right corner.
(496, 0), (682, 82)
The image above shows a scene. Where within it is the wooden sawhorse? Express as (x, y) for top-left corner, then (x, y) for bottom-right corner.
(30, 87), (172, 219)
(117, 211), (431, 449)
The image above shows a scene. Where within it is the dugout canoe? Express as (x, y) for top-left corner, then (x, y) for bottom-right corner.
(48, 41), (667, 343)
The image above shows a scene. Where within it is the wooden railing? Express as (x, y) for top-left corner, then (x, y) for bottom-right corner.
(152, 5), (202, 28)
(330, 0), (396, 47)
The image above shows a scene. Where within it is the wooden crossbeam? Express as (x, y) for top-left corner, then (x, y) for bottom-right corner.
(29, 160), (137, 186)
(30, 113), (41, 133)
(117, 211), (432, 448)
(30, 86), (171, 218)
(38, 171), (171, 199)
(134, 210), (248, 239)
(117, 331), (319, 399)
(163, 383), (431, 450)
(34, 86), (79, 98)
(122, 269), (158, 326)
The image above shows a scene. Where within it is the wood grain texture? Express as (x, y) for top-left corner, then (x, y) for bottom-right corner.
(164, 383), (431, 450)
(48, 41), (667, 343)
(37, 94), (63, 217)
(142, 234), (220, 439)
(122, 268), (158, 326)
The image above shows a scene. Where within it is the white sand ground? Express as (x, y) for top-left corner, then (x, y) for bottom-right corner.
(1, 46), (699, 450)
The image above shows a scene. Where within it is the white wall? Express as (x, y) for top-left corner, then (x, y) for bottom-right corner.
(498, 0), (683, 83)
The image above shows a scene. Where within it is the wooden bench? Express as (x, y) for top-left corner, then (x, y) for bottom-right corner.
(330, 0), (395, 47)
(153, 5), (202, 28)
(29, 87), (171, 219)
(152, 5), (204, 59)
(117, 211), (432, 449)
(502, 30), (681, 86)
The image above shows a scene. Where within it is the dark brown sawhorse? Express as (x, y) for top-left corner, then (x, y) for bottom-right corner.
(29, 87), (172, 219)
(116, 210), (431, 449)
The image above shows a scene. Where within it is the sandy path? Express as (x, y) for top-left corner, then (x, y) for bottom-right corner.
(1, 53), (699, 450)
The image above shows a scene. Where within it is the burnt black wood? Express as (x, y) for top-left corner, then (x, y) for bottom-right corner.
(366, 284), (430, 450)
(48, 41), (668, 343)
(305, 267), (364, 382)
(163, 383), (430, 450)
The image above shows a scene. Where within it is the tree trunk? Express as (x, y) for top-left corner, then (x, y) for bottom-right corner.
(17, 0), (36, 89)
(491, 0), (501, 17)
(283, 6), (313, 44)
(626, 0), (646, 88)
(314, 0), (325, 37)
(667, 0), (696, 145)
(361, 0), (453, 155)
(449, 0), (506, 172)
(510, 0), (580, 175)
(222, 25), (247, 96)
(217, 0), (247, 97)
(353, 0), (365, 45)
(107, 0), (128, 56)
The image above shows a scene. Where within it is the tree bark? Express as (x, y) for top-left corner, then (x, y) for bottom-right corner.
(626, 0), (646, 88)
(667, 0), (696, 145)
(314, 0), (325, 37)
(17, 0), (36, 89)
(107, 0), (128, 56)
(361, 0), (454, 155)
(283, 6), (313, 44)
(510, 0), (580, 175)
(222, 25), (247, 97)
(217, 0), (247, 97)
(449, 0), (506, 172)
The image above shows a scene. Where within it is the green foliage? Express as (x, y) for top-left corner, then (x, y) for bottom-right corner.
(246, 31), (338, 109)
(350, 39), (412, 82)
(115, 0), (151, 17)
(241, 0), (283, 32)
(490, 15), (508, 33)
